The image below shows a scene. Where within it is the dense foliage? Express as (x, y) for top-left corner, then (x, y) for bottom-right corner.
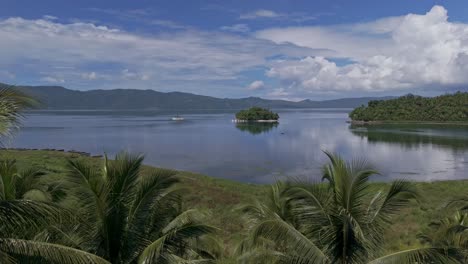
(236, 152), (463, 264)
(235, 107), (279, 121)
(1, 85), (468, 263)
(349, 92), (468, 122)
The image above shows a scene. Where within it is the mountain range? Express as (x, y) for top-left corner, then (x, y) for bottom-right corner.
(1, 83), (395, 110)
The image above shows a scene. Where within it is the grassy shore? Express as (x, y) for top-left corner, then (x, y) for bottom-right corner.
(0, 149), (466, 262)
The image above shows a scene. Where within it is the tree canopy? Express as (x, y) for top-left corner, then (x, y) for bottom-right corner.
(235, 107), (279, 121)
(349, 92), (468, 122)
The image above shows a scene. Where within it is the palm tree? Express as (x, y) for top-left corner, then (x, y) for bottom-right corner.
(418, 211), (468, 258)
(0, 85), (38, 141)
(0, 160), (108, 264)
(58, 152), (219, 264)
(238, 151), (462, 263)
(0, 159), (65, 202)
(0, 85), (110, 263)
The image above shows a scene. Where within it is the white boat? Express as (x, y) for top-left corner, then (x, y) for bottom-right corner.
(171, 115), (184, 121)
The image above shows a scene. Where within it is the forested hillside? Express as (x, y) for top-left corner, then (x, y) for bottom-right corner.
(349, 92), (468, 122)
(0, 82), (393, 110)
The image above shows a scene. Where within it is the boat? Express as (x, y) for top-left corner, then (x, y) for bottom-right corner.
(171, 115), (184, 121)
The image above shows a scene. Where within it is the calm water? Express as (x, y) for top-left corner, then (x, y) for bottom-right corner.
(7, 109), (468, 183)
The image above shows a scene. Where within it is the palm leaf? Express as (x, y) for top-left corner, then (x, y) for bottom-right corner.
(0, 238), (110, 264)
(0, 86), (38, 141)
(367, 247), (464, 264)
(252, 218), (329, 264)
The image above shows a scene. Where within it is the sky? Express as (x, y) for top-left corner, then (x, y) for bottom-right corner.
(1, 0), (468, 100)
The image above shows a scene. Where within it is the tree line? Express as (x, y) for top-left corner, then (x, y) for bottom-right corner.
(1, 86), (468, 263)
(235, 107), (279, 121)
(349, 92), (468, 122)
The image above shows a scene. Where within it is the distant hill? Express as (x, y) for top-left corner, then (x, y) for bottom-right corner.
(0, 83), (395, 110)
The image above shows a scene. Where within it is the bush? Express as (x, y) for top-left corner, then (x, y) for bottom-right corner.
(235, 107), (279, 121)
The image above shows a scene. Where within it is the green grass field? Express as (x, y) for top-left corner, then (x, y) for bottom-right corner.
(1, 149), (466, 262)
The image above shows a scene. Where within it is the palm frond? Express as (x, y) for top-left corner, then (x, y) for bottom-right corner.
(252, 218), (329, 264)
(128, 168), (179, 226)
(368, 180), (418, 225)
(367, 247), (464, 264)
(0, 200), (59, 235)
(0, 238), (110, 264)
(0, 86), (38, 140)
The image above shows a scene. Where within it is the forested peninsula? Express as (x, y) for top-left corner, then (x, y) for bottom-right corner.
(349, 92), (468, 122)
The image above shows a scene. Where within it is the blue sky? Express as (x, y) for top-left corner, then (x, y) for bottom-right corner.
(1, 0), (468, 100)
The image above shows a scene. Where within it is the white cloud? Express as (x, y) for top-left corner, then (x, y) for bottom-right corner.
(121, 69), (150, 81)
(268, 88), (288, 97)
(240, 9), (282, 19)
(247, 80), (265, 90)
(40, 76), (65, 83)
(1, 5), (466, 98)
(81, 72), (97, 80)
(0, 17), (310, 94)
(221, 24), (250, 33)
(259, 5), (468, 92)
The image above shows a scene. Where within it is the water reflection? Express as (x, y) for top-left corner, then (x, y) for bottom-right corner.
(235, 122), (278, 135)
(349, 124), (468, 151)
(8, 110), (468, 183)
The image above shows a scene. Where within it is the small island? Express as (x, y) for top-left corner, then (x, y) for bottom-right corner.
(349, 92), (468, 124)
(234, 107), (279, 123)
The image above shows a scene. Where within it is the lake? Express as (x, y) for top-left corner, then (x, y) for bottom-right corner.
(7, 109), (468, 183)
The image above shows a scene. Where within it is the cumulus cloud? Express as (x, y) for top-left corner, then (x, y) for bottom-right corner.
(259, 5), (468, 92)
(247, 80), (265, 90)
(1, 5), (466, 98)
(0, 17), (310, 94)
(81, 72), (97, 80)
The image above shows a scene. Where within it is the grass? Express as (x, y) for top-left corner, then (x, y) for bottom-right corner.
(0, 149), (466, 262)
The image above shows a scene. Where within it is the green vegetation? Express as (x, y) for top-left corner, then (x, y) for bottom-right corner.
(349, 92), (468, 122)
(2, 149), (468, 263)
(235, 107), (279, 121)
(2, 84), (468, 263)
(1, 82), (393, 110)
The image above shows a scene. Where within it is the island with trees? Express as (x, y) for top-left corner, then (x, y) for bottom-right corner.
(349, 92), (468, 123)
(234, 107), (279, 122)
(2, 86), (468, 263)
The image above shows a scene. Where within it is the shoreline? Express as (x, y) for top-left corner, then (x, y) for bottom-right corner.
(232, 119), (279, 123)
(0, 147), (103, 158)
(348, 120), (468, 126)
(0, 148), (466, 185)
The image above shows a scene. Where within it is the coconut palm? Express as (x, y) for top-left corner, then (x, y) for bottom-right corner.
(59, 152), (219, 264)
(0, 85), (38, 141)
(0, 159), (65, 202)
(418, 211), (468, 259)
(0, 85), (109, 263)
(238, 151), (463, 264)
(0, 160), (108, 263)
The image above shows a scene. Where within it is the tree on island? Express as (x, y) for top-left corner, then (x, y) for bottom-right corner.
(235, 107), (279, 121)
(349, 92), (468, 122)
